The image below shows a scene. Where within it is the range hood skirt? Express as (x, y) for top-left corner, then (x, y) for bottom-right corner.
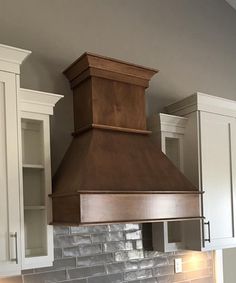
(52, 192), (201, 226)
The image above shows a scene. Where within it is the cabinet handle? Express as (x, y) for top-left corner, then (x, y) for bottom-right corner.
(204, 221), (211, 243)
(10, 232), (18, 264)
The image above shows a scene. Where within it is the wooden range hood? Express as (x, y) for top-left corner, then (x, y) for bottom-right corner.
(51, 53), (202, 226)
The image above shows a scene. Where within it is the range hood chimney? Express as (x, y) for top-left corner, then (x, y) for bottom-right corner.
(51, 53), (202, 226)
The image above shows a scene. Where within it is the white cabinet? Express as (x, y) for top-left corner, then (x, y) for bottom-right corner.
(18, 89), (62, 269)
(0, 44), (62, 276)
(0, 44), (31, 276)
(165, 92), (236, 251)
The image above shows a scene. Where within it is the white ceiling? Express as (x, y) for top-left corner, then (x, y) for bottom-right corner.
(225, 0), (236, 10)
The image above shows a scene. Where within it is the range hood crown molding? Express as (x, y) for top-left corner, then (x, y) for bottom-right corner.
(63, 52), (159, 89)
(51, 52), (202, 226)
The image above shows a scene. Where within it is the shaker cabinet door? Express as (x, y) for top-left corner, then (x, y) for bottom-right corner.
(200, 111), (236, 249)
(0, 71), (21, 276)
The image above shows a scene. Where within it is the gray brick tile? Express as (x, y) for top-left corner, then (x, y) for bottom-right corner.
(24, 270), (66, 283)
(64, 244), (102, 257)
(140, 278), (158, 283)
(153, 265), (174, 277)
(115, 251), (129, 262)
(125, 230), (142, 240)
(144, 251), (162, 258)
(153, 256), (169, 267)
(76, 253), (114, 267)
(124, 261), (139, 271)
(115, 250), (144, 261)
(55, 235), (91, 248)
(54, 248), (63, 259)
(154, 275), (173, 283)
(124, 269), (153, 281)
(91, 233), (107, 243)
(68, 265), (106, 279)
(127, 250), (144, 260)
(79, 244), (102, 256)
(108, 224), (126, 231)
(106, 262), (125, 274)
(124, 224), (140, 231)
(63, 246), (80, 257)
(57, 279), (87, 283)
(34, 266), (59, 274)
(106, 231), (124, 242)
(136, 240), (143, 249)
(88, 273), (123, 283)
(54, 226), (70, 235)
(104, 241), (134, 252)
(53, 257), (77, 269)
(139, 259), (155, 269)
(70, 226), (91, 234)
(88, 225), (108, 233)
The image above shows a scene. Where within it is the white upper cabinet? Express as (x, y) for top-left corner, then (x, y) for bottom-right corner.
(166, 92), (236, 251)
(0, 43), (62, 277)
(18, 89), (62, 269)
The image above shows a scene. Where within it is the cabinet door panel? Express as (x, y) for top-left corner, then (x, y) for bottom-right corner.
(0, 71), (21, 276)
(200, 112), (236, 249)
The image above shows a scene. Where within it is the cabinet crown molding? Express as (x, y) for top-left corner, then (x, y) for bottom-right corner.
(165, 92), (236, 117)
(0, 43), (31, 74)
(150, 113), (187, 134)
(156, 113), (188, 134)
(19, 88), (63, 115)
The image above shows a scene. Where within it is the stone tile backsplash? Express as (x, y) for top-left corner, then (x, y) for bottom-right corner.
(22, 224), (214, 283)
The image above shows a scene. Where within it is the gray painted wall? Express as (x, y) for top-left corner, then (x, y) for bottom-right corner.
(0, 0), (235, 173)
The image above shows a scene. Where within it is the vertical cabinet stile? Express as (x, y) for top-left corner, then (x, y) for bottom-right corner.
(0, 71), (21, 277)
